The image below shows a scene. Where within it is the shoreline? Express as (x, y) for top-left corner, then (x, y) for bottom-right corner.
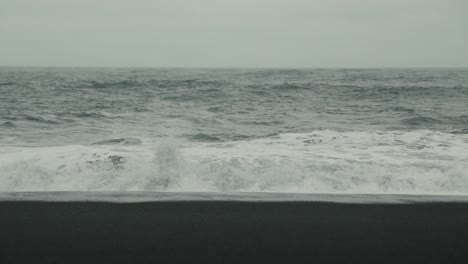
(2, 191), (468, 203)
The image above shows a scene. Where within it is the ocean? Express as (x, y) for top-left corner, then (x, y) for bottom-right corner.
(1, 67), (467, 194)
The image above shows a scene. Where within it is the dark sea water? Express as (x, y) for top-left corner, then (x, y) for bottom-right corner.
(1, 67), (467, 193)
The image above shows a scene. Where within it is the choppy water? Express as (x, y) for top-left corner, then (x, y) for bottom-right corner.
(1, 67), (467, 194)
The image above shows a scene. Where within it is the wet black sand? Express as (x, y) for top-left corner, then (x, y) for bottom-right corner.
(1, 194), (468, 263)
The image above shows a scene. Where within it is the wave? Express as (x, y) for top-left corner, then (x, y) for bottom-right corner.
(187, 133), (252, 142)
(388, 106), (416, 113)
(449, 128), (468, 134)
(401, 116), (442, 126)
(0, 112), (119, 131)
(0, 82), (15, 86)
(188, 133), (222, 142)
(91, 138), (143, 146)
(1, 130), (467, 194)
(23, 115), (61, 125)
(272, 83), (309, 90)
(451, 114), (468, 125)
(75, 78), (229, 90)
(401, 114), (468, 127)
(60, 111), (119, 120)
(87, 80), (142, 89)
(207, 106), (224, 113)
(160, 87), (226, 101)
(0, 121), (16, 127)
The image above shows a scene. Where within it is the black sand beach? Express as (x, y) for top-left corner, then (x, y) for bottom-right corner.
(1, 193), (468, 263)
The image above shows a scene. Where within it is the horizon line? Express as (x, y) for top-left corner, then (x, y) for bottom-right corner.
(1, 65), (467, 70)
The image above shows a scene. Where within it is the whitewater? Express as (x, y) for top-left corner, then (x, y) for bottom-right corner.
(1, 67), (467, 194)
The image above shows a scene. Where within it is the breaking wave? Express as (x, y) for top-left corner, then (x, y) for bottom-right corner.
(1, 130), (467, 194)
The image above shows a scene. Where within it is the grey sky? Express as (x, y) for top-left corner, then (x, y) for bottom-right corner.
(1, 0), (467, 68)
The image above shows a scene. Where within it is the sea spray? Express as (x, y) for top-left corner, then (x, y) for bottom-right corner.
(146, 140), (183, 190)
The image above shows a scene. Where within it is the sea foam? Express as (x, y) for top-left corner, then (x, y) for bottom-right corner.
(1, 130), (467, 194)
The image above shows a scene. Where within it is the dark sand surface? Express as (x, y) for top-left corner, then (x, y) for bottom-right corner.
(1, 193), (468, 263)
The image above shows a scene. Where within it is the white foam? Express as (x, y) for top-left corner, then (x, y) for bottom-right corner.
(1, 130), (468, 194)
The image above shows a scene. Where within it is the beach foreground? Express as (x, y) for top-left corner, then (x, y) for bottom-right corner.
(1, 192), (468, 263)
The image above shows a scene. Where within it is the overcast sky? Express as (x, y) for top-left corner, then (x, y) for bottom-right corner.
(1, 0), (467, 68)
